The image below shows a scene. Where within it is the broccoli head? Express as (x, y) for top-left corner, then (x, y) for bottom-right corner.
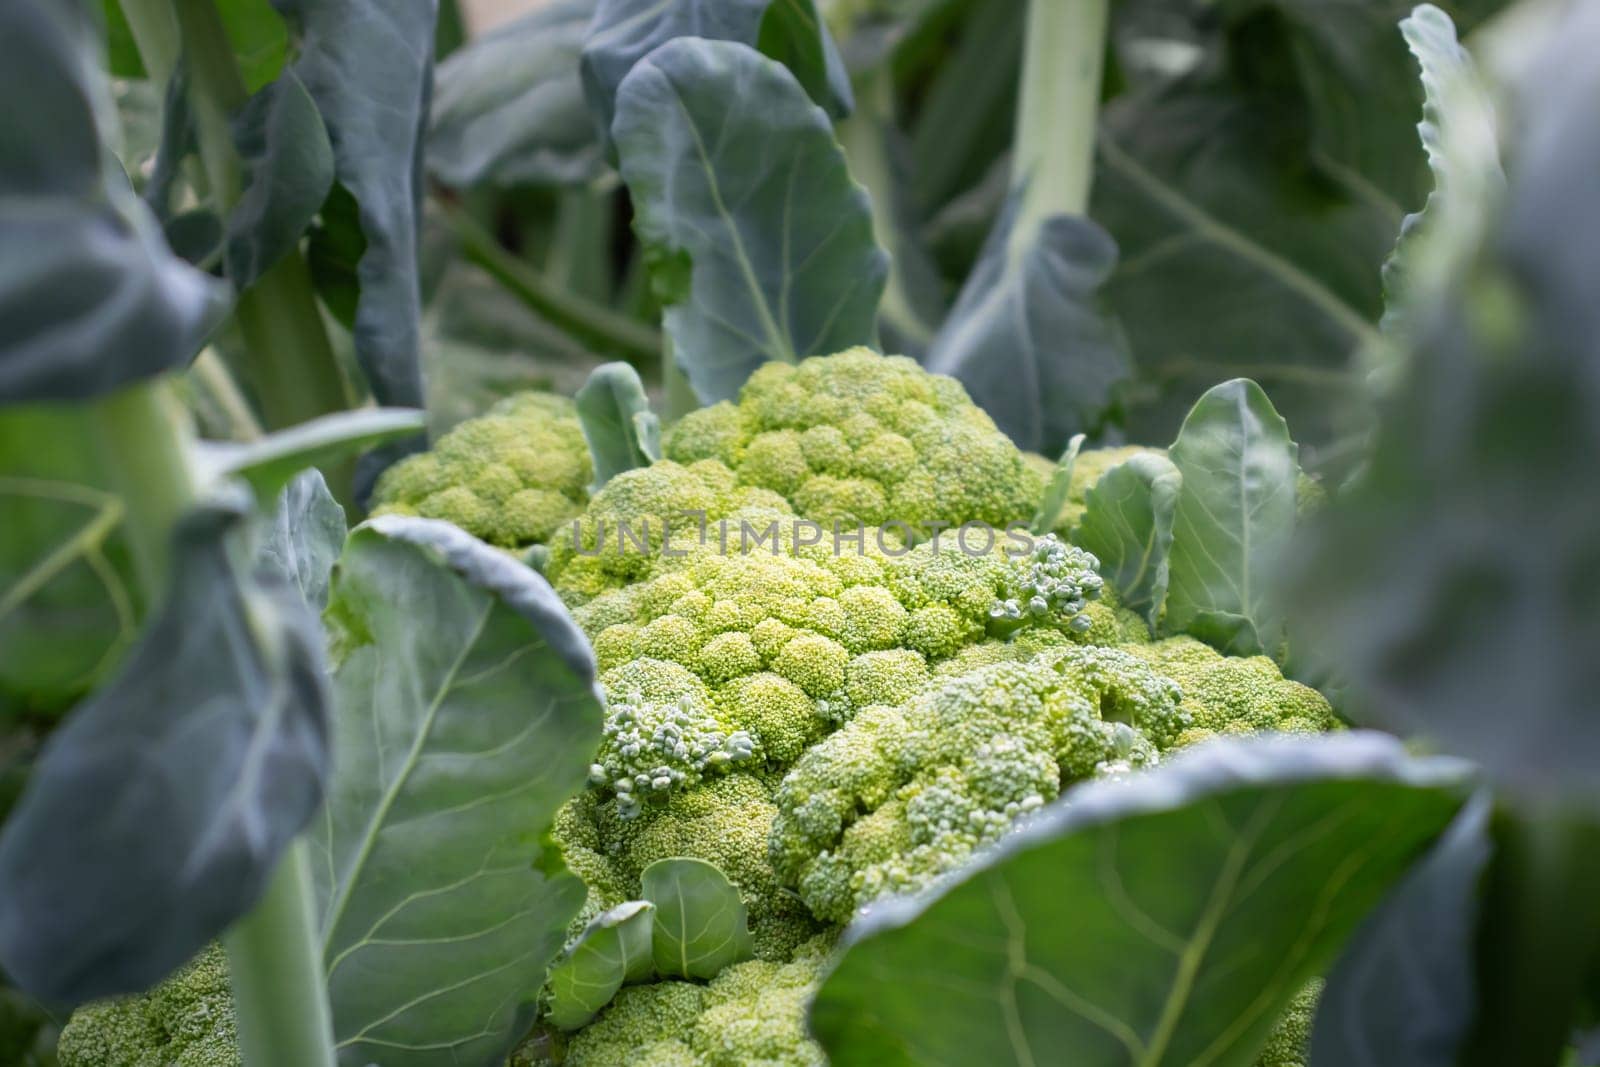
(56, 944), (236, 1067)
(665, 350), (1043, 534)
(770, 646), (1188, 923)
(1254, 980), (1321, 1067)
(559, 934), (835, 1067)
(371, 391), (591, 548)
(1124, 636), (1339, 745)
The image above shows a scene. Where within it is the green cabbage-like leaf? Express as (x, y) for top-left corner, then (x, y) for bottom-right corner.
(1029, 434), (1084, 535)
(314, 517), (603, 1067)
(545, 900), (656, 1030)
(195, 408), (426, 506)
(576, 362), (660, 493)
(227, 71), (335, 289)
(613, 38), (886, 404)
(256, 470), (347, 614)
(1165, 379), (1298, 656)
(812, 732), (1471, 1067)
(641, 857), (754, 981)
(1076, 452), (1182, 627)
(0, 488), (330, 1005)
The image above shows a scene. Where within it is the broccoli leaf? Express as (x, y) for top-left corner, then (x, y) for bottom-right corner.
(582, 0), (852, 156)
(0, 0), (226, 404)
(1029, 434), (1085, 535)
(1075, 451), (1182, 628)
(256, 469), (347, 615)
(314, 517), (603, 1067)
(613, 38), (886, 404)
(642, 857), (755, 981)
(575, 362), (661, 493)
(545, 900), (656, 1030)
(194, 408), (427, 506)
(0, 488), (330, 1005)
(226, 70), (336, 290)
(925, 191), (1132, 455)
(1310, 793), (1492, 1067)
(428, 0), (603, 189)
(811, 732), (1471, 1067)
(1165, 379), (1298, 656)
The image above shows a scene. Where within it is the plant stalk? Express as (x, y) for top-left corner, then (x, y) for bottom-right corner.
(1010, 0), (1109, 261)
(440, 200), (664, 366)
(663, 336), (698, 421)
(223, 843), (338, 1067)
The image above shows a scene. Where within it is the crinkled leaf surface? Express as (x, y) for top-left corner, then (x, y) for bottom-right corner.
(0, 405), (141, 716)
(641, 857), (754, 981)
(196, 407), (426, 505)
(0, 0), (226, 404)
(272, 0), (433, 417)
(812, 733), (1470, 1067)
(1291, 0), (1600, 807)
(314, 517), (603, 1067)
(926, 193), (1131, 454)
(256, 469), (346, 614)
(576, 361), (659, 492)
(0, 488), (331, 1005)
(546, 900), (656, 1030)
(613, 38), (886, 403)
(227, 70), (336, 289)
(1310, 793), (1491, 1067)
(1165, 379), (1298, 656)
(582, 0), (852, 154)
(1030, 434), (1084, 535)
(1076, 452), (1182, 627)
(429, 0), (603, 188)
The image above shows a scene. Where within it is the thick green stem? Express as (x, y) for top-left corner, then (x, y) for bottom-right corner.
(118, 0), (180, 85)
(1010, 0), (1109, 260)
(440, 201), (664, 366)
(223, 843), (338, 1067)
(190, 349), (265, 441)
(662, 336), (699, 421)
(90, 379), (199, 597)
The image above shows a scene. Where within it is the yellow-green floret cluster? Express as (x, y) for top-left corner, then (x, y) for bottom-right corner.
(1124, 637), (1340, 745)
(664, 350), (1044, 532)
(371, 391), (592, 547)
(769, 645), (1187, 923)
(1254, 980), (1322, 1067)
(56, 945), (236, 1067)
(559, 934), (835, 1067)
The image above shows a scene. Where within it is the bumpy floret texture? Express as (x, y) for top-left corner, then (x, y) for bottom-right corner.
(372, 391), (591, 547)
(1254, 980), (1321, 1067)
(1123, 637), (1340, 745)
(561, 935), (834, 1067)
(57, 944), (237, 1067)
(771, 646), (1187, 922)
(665, 350), (1043, 533)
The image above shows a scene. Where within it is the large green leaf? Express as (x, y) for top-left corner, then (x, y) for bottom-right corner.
(0, 488), (331, 1005)
(226, 70), (336, 289)
(1029, 434), (1085, 536)
(925, 194), (1131, 453)
(195, 407), (427, 505)
(1075, 452), (1182, 628)
(582, 0), (853, 155)
(1310, 794), (1491, 1067)
(0, 405), (142, 717)
(613, 38), (886, 403)
(256, 469), (346, 614)
(811, 732), (1470, 1067)
(0, 0), (226, 404)
(314, 517), (604, 1067)
(1291, 0), (1600, 809)
(1165, 379), (1298, 656)
(641, 857), (755, 981)
(545, 900), (656, 1030)
(575, 362), (660, 493)
(272, 0), (434, 417)
(428, 0), (602, 189)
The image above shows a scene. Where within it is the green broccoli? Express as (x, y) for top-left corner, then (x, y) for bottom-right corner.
(664, 350), (1044, 534)
(769, 646), (1186, 922)
(1124, 636), (1340, 744)
(1255, 980), (1321, 1067)
(558, 934), (835, 1067)
(371, 391), (592, 548)
(56, 945), (236, 1067)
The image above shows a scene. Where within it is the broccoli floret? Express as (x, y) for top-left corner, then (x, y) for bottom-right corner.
(665, 350), (1042, 535)
(57, 945), (236, 1067)
(371, 391), (591, 548)
(770, 646), (1187, 923)
(560, 935), (835, 1067)
(1255, 980), (1321, 1067)
(1124, 636), (1339, 745)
